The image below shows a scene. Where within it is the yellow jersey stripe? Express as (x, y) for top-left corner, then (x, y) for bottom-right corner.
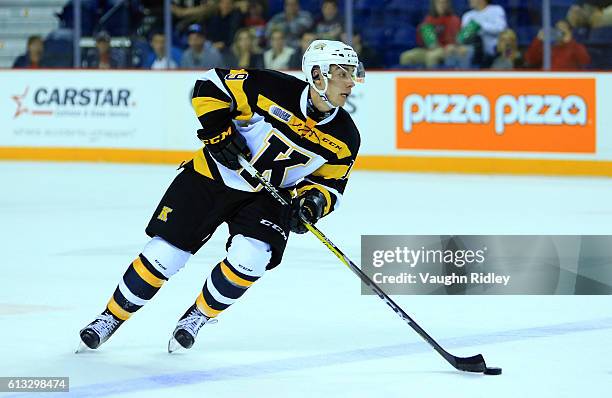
(132, 257), (165, 288)
(191, 96), (231, 117)
(297, 184), (332, 216)
(196, 291), (222, 318)
(256, 94), (351, 158)
(225, 69), (253, 121)
(193, 149), (213, 179)
(305, 117), (317, 131)
(107, 297), (131, 321)
(220, 261), (254, 288)
(312, 164), (350, 179)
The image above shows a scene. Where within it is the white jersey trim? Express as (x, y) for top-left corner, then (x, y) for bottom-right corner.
(300, 85), (308, 118)
(299, 85), (340, 125)
(318, 106), (339, 125)
(200, 69), (232, 108)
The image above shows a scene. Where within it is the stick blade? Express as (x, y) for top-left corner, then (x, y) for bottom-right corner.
(453, 353), (487, 372)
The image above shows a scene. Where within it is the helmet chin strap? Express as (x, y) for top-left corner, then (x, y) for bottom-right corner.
(312, 74), (337, 109)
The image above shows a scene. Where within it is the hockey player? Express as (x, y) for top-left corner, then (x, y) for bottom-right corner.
(78, 40), (364, 352)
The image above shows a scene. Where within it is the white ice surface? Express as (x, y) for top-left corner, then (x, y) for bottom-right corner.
(1, 162), (611, 397)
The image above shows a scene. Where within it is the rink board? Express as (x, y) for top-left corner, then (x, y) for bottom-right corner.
(0, 70), (611, 176)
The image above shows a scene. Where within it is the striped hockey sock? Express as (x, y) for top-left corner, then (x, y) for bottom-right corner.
(195, 259), (260, 318)
(106, 254), (168, 321)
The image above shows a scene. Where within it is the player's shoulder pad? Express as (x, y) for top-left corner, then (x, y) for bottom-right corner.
(333, 108), (361, 156)
(202, 68), (252, 84)
(193, 68), (232, 99)
(252, 69), (307, 90)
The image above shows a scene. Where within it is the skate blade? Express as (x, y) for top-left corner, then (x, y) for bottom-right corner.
(75, 341), (90, 354)
(168, 337), (183, 354)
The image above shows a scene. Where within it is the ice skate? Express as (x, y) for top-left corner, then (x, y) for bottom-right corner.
(77, 310), (123, 352)
(168, 304), (217, 353)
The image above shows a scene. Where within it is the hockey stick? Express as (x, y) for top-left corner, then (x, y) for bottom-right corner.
(238, 156), (495, 374)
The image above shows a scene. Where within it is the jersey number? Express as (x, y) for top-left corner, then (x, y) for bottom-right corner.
(240, 134), (311, 189)
(225, 73), (248, 80)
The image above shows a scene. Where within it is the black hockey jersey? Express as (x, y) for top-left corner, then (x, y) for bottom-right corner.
(190, 68), (360, 217)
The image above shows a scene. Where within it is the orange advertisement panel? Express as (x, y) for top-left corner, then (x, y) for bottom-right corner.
(396, 77), (596, 153)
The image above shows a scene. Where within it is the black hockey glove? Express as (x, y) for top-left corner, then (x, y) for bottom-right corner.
(198, 124), (251, 170)
(290, 190), (327, 234)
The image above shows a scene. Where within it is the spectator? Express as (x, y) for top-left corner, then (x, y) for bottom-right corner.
(171, 0), (215, 34)
(445, 0), (507, 69)
(207, 0), (245, 52)
(289, 31), (317, 69)
(315, 0), (343, 41)
(12, 35), (49, 68)
(343, 32), (383, 69)
(525, 20), (591, 70)
(491, 29), (523, 69)
(263, 29), (295, 70)
(583, 1), (612, 28)
(244, 0), (266, 29)
(143, 31), (182, 69)
(265, 0), (313, 48)
(399, 0), (461, 69)
(180, 23), (224, 69)
(234, 0), (250, 13)
(83, 31), (125, 69)
(567, 4), (591, 41)
(244, 0), (268, 47)
(223, 28), (264, 68)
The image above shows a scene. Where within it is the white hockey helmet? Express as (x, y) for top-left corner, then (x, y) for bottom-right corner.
(302, 39), (365, 107)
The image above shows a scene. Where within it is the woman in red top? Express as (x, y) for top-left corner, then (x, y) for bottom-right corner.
(525, 19), (591, 70)
(399, 0), (461, 68)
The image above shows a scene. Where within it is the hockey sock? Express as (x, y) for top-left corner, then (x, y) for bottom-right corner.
(105, 254), (168, 321)
(194, 259), (260, 318)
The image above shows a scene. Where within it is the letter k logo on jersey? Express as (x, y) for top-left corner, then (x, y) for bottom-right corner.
(157, 206), (173, 222)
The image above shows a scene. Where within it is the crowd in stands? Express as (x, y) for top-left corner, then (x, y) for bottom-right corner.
(397, 0), (608, 70)
(11, 0), (612, 71)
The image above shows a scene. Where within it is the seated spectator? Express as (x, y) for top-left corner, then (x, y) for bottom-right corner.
(171, 0), (215, 34)
(244, 0), (266, 28)
(41, 29), (74, 67)
(13, 35), (49, 68)
(315, 0), (343, 41)
(180, 23), (224, 69)
(244, 0), (268, 47)
(583, 1), (612, 28)
(265, 0), (313, 48)
(264, 29), (295, 70)
(445, 0), (507, 69)
(143, 31), (182, 69)
(83, 31), (125, 69)
(234, 0), (249, 13)
(525, 20), (591, 70)
(289, 31), (317, 69)
(207, 0), (245, 52)
(342, 32), (383, 69)
(491, 29), (523, 69)
(223, 28), (264, 68)
(567, 4), (591, 42)
(399, 0), (461, 69)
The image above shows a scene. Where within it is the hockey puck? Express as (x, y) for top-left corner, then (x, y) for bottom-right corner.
(484, 367), (502, 375)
